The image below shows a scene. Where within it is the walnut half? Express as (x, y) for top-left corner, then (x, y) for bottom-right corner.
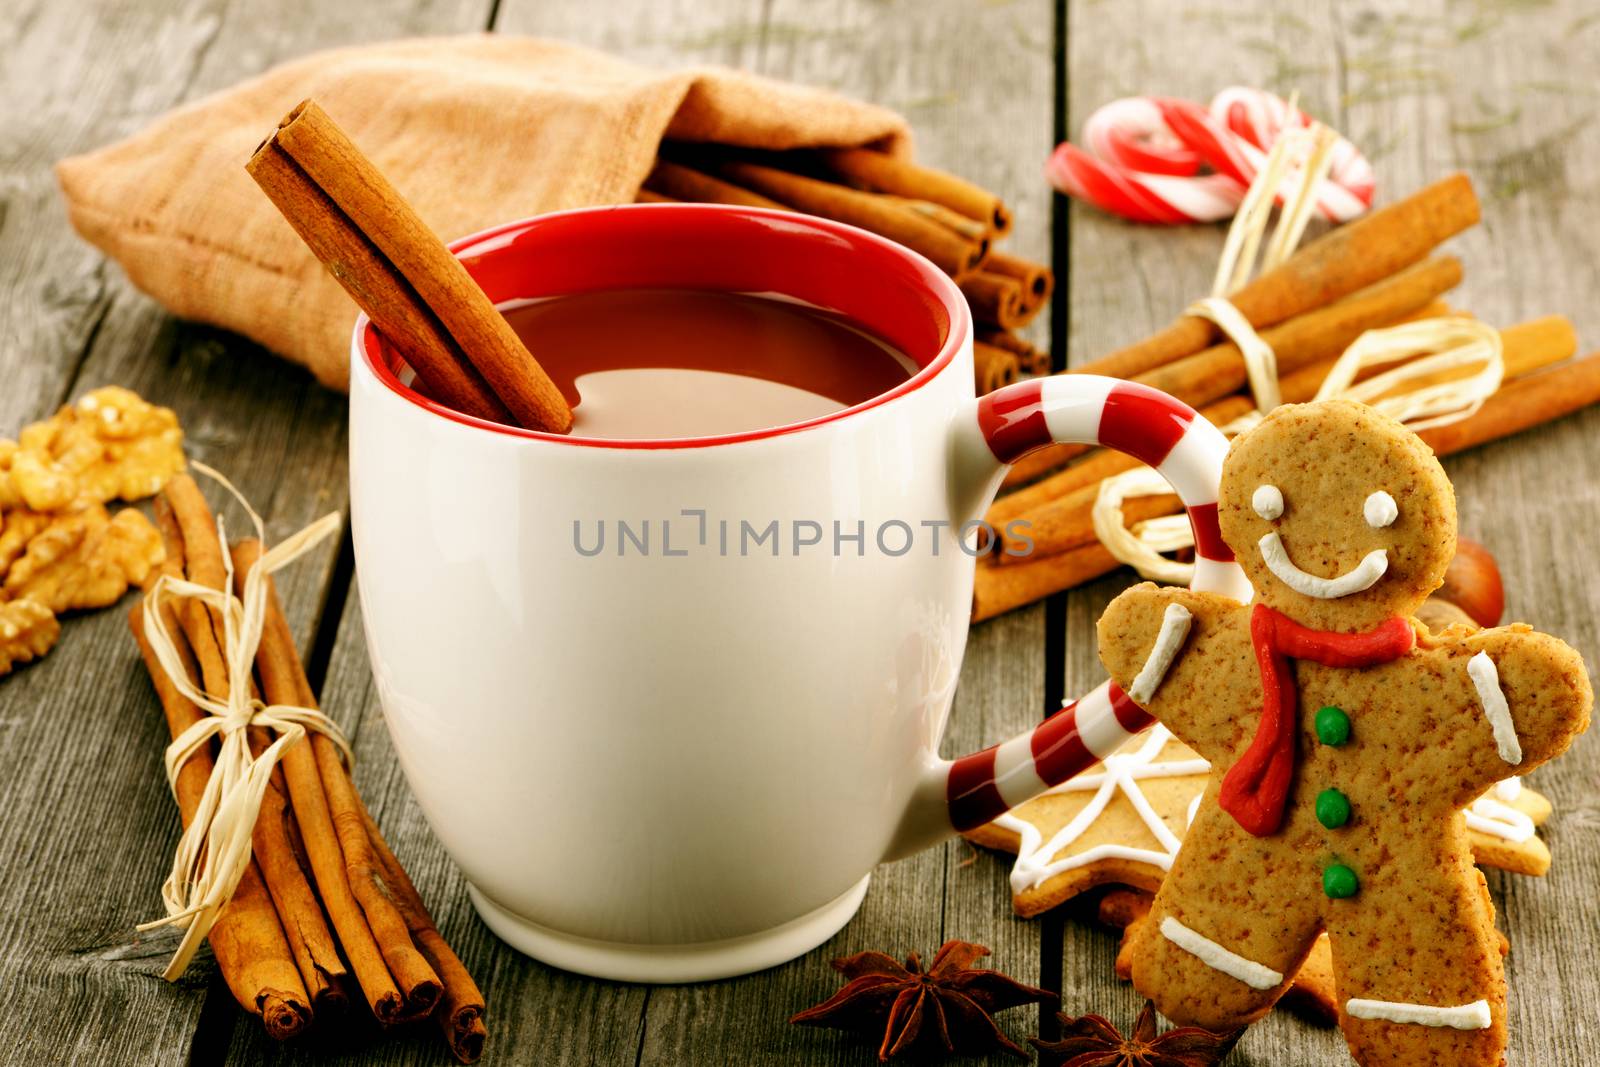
(0, 387), (184, 512)
(3, 505), (165, 614)
(0, 599), (59, 675)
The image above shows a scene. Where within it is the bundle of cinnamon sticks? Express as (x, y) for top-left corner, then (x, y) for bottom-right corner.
(640, 147), (1054, 391)
(970, 173), (1600, 621)
(128, 475), (486, 1061)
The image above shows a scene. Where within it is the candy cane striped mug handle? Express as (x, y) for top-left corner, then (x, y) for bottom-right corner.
(886, 375), (1252, 859)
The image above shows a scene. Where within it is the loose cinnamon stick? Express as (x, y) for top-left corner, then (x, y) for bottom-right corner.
(960, 272), (1034, 330)
(715, 160), (988, 275)
(972, 540), (1118, 622)
(974, 342), (1600, 618)
(248, 100), (572, 433)
(979, 329), (1052, 376)
(1075, 173), (1481, 383)
(128, 603), (311, 1040)
(974, 341), (1021, 394)
(1416, 349), (1600, 455)
(983, 251), (1054, 311)
(634, 189), (676, 204)
(993, 314), (1578, 561)
(644, 160), (788, 211)
(815, 147), (1013, 235)
(1001, 255), (1463, 486)
(230, 537), (442, 1024)
(891, 197), (992, 242)
(361, 808), (488, 1064)
(153, 487), (347, 1013)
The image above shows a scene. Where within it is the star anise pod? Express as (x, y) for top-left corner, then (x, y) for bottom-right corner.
(1030, 1000), (1242, 1067)
(790, 939), (1056, 1061)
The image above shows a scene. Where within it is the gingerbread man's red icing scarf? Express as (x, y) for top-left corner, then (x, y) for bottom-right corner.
(1219, 604), (1416, 836)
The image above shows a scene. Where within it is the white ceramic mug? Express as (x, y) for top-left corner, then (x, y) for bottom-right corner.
(349, 205), (1250, 982)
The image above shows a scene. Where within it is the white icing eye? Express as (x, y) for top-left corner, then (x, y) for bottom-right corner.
(1364, 490), (1398, 528)
(1252, 484), (1284, 520)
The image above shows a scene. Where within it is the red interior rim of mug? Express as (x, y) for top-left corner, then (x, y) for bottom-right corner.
(357, 203), (971, 449)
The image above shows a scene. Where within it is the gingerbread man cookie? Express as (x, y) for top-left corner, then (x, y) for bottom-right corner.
(1096, 400), (1591, 1067)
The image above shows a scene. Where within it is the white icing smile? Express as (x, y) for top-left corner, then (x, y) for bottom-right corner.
(1258, 532), (1388, 599)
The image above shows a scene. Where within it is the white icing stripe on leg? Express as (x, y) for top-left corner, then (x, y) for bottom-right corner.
(1346, 998), (1492, 1031)
(1127, 602), (1193, 704)
(1159, 917), (1284, 990)
(1468, 651), (1523, 765)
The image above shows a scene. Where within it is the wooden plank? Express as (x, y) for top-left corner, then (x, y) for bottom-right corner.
(0, 0), (492, 1062)
(1060, 0), (1600, 1061)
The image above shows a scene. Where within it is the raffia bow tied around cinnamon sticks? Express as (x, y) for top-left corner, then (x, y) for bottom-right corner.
(135, 462), (344, 979)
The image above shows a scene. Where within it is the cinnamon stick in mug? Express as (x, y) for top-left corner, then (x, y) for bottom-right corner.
(247, 100), (572, 433)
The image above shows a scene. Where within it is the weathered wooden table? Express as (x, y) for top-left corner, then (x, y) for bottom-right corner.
(3, 0), (1596, 1063)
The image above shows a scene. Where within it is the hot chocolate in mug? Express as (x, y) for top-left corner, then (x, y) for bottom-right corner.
(349, 205), (1252, 982)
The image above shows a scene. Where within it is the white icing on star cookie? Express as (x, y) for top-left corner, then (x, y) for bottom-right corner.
(1160, 916), (1284, 990)
(1127, 602), (1193, 704)
(1464, 794), (1536, 843)
(1258, 532), (1389, 598)
(993, 725), (1207, 893)
(1468, 651), (1523, 765)
(1346, 997), (1491, 1030)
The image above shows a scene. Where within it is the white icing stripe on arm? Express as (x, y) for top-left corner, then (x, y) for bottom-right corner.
(1159, 917), (1284, 990)
(1346, 998), (1492, 1031)
(1468, 651), (1523, 765)
(1127, 603), (1193, 704)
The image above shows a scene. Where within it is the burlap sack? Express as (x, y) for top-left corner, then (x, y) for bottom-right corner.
(55, 35), (910, 391)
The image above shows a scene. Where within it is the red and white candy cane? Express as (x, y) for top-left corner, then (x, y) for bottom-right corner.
(937, 376), (1251, 838)
(1046, 88), (1374, 225)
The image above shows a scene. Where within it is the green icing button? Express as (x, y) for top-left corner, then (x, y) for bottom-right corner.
(1316, 789), (1351, 829)
(1323, 863), (1360, 899)
(1315, 705), (1351, 746)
